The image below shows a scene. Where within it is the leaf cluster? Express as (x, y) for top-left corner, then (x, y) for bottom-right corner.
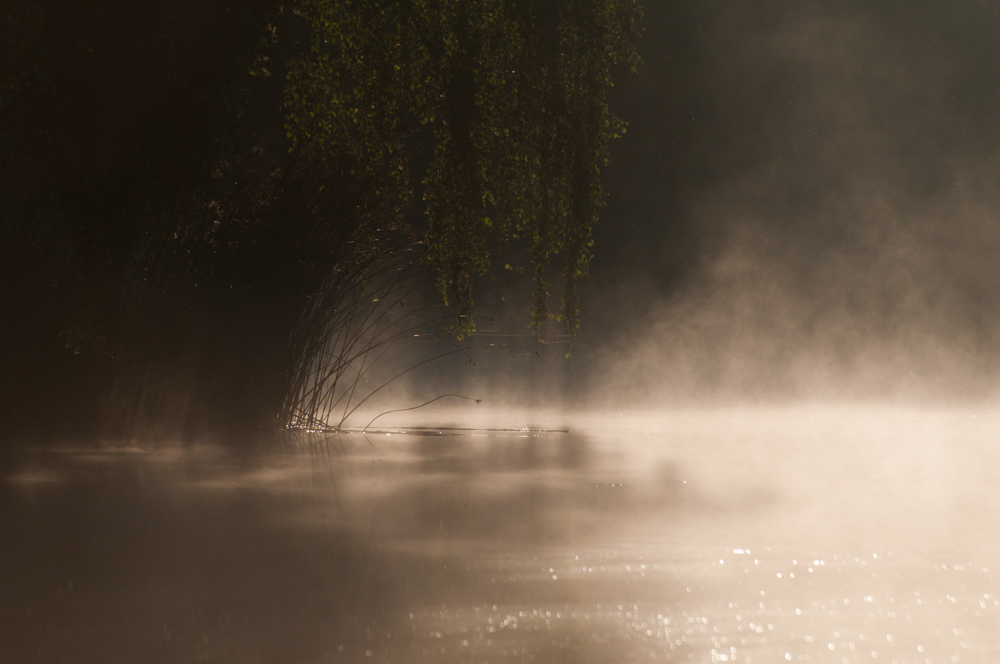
(285, 0), (641, 340)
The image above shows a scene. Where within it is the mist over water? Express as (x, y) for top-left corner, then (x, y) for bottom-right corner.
(573, 0), (1000, 408)
(5, 408), (1000, 663)
(6, 3), (1000, 664)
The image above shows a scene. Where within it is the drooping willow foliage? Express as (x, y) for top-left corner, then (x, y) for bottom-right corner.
(285, 0), (641, 340)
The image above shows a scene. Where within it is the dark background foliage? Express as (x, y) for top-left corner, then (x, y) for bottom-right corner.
(1, 0), (306, 443)
(0, 0), (640, 444)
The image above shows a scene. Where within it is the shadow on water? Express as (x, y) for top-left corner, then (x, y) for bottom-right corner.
(0, 449), (389, 664)
(0, 428), (730, 664)
(329, 428), (674, 542)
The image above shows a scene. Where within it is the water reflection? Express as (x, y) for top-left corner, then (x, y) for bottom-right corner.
(3, 409), (1000, 663)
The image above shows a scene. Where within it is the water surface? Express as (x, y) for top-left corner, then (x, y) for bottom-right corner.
(3, 408), (998, 663)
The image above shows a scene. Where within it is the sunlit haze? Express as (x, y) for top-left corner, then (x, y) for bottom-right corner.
(4, 1), (1000, 663)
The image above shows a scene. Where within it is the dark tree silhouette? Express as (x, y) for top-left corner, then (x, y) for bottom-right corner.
(0, 0), (641, 443)
(285, 0), (641, 339)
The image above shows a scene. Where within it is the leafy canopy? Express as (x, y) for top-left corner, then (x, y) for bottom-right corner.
(285, 0), (641, 339)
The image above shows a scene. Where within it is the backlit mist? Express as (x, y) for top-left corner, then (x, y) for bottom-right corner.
(4, 1), (1000, 663)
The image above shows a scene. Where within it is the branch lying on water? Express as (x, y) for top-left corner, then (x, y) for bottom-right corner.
(362, 393), (481, 432)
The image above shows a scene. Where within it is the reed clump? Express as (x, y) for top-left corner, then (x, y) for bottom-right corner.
(280, 235), (486, 436)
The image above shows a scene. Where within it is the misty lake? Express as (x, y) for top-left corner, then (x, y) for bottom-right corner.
(3, 408), (999, 663)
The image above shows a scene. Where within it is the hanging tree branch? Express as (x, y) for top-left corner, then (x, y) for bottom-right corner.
(284, 0), (642, 344)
